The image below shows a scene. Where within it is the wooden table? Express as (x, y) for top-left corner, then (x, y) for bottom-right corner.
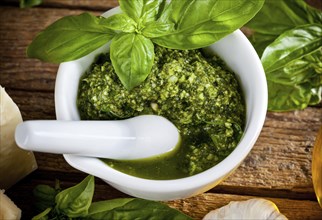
(1, 1), (321, 219)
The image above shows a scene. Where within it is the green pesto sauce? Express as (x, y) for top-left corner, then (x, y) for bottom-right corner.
(77, 45), (246, 180)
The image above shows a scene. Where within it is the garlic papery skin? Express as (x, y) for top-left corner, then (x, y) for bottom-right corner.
(203, 198), (287, 220)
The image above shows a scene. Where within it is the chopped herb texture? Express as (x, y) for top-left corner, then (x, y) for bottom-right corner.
(77, 46), (245, 179)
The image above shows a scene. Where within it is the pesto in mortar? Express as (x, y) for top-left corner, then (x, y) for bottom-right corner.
(77, 46), (245, 180)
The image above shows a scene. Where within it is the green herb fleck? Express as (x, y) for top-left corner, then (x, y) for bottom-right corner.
(77, 46), (245, 179)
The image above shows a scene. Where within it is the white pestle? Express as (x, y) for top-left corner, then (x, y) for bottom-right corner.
(15, 115), (180, 160)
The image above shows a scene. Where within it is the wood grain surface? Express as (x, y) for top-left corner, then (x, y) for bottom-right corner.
(1, 1), (322, 219)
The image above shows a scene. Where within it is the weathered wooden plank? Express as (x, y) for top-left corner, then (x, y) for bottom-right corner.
(2, 0), (119, 10)
(37, 0), (119, 10)
(219, 109), (321, 199)
(4, 89), (56, 120)
(2, 0), (321, 11)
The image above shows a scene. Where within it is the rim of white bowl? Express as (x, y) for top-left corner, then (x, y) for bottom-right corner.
(55, 7), (268, 193)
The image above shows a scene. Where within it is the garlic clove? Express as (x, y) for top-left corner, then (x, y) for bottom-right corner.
(203, 198), (287, 220)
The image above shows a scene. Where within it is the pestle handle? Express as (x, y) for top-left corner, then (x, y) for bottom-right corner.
(15, 116), (179, 159)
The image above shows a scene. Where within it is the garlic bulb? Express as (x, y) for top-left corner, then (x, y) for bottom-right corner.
(0, 190), (21, 220)
(203, 198), (287, 220)
(0, 86), (37, 189)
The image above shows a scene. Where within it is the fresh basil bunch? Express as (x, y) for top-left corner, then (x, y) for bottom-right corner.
(246, 0), (322, 111)
(27, 0), (264, 90)
(32, 175), (193, 220)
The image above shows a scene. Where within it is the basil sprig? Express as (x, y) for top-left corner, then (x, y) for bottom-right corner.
(27, 0), (264, 90)
(32, 175), (193, 220)
(246, 0), (322, 111)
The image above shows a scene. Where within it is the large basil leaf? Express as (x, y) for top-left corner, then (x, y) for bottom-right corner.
(119, 0), (165, 24)
(142, 21), (174, 38)
(85, 198), (135, 218)
(27, 13), (115, 63)
(262, 24), (322, 73)
(110, 33), (154, 90)
(55, 175), (94, 217)
(83, 198), (193, 220)
(246, 0), (322, 56)
(20, 0), (42, 8)
(266, 44), (322, 111)
(101, 14), (137, 33)
(152, 0), (264, 49)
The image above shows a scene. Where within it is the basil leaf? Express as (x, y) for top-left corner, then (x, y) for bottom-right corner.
(266, 45), (322, 111)
(101, 13), (137, 33)
(27, 13), (115, 63)
(142, 21), (174, 38)
(20, 0), (42, 8)
(267, 48), (322, 85)
(82, 198), (193, 220)
(262, 24), (322, 73)
(119, 0), (165, 23)
(33, 184), (58, 212)
(55, 175), (94, 217)
(110, 33), (154, 90)
(152, 0), (264, 49)
(246, 0), (322, 56)
(85, 198), (135, 218)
